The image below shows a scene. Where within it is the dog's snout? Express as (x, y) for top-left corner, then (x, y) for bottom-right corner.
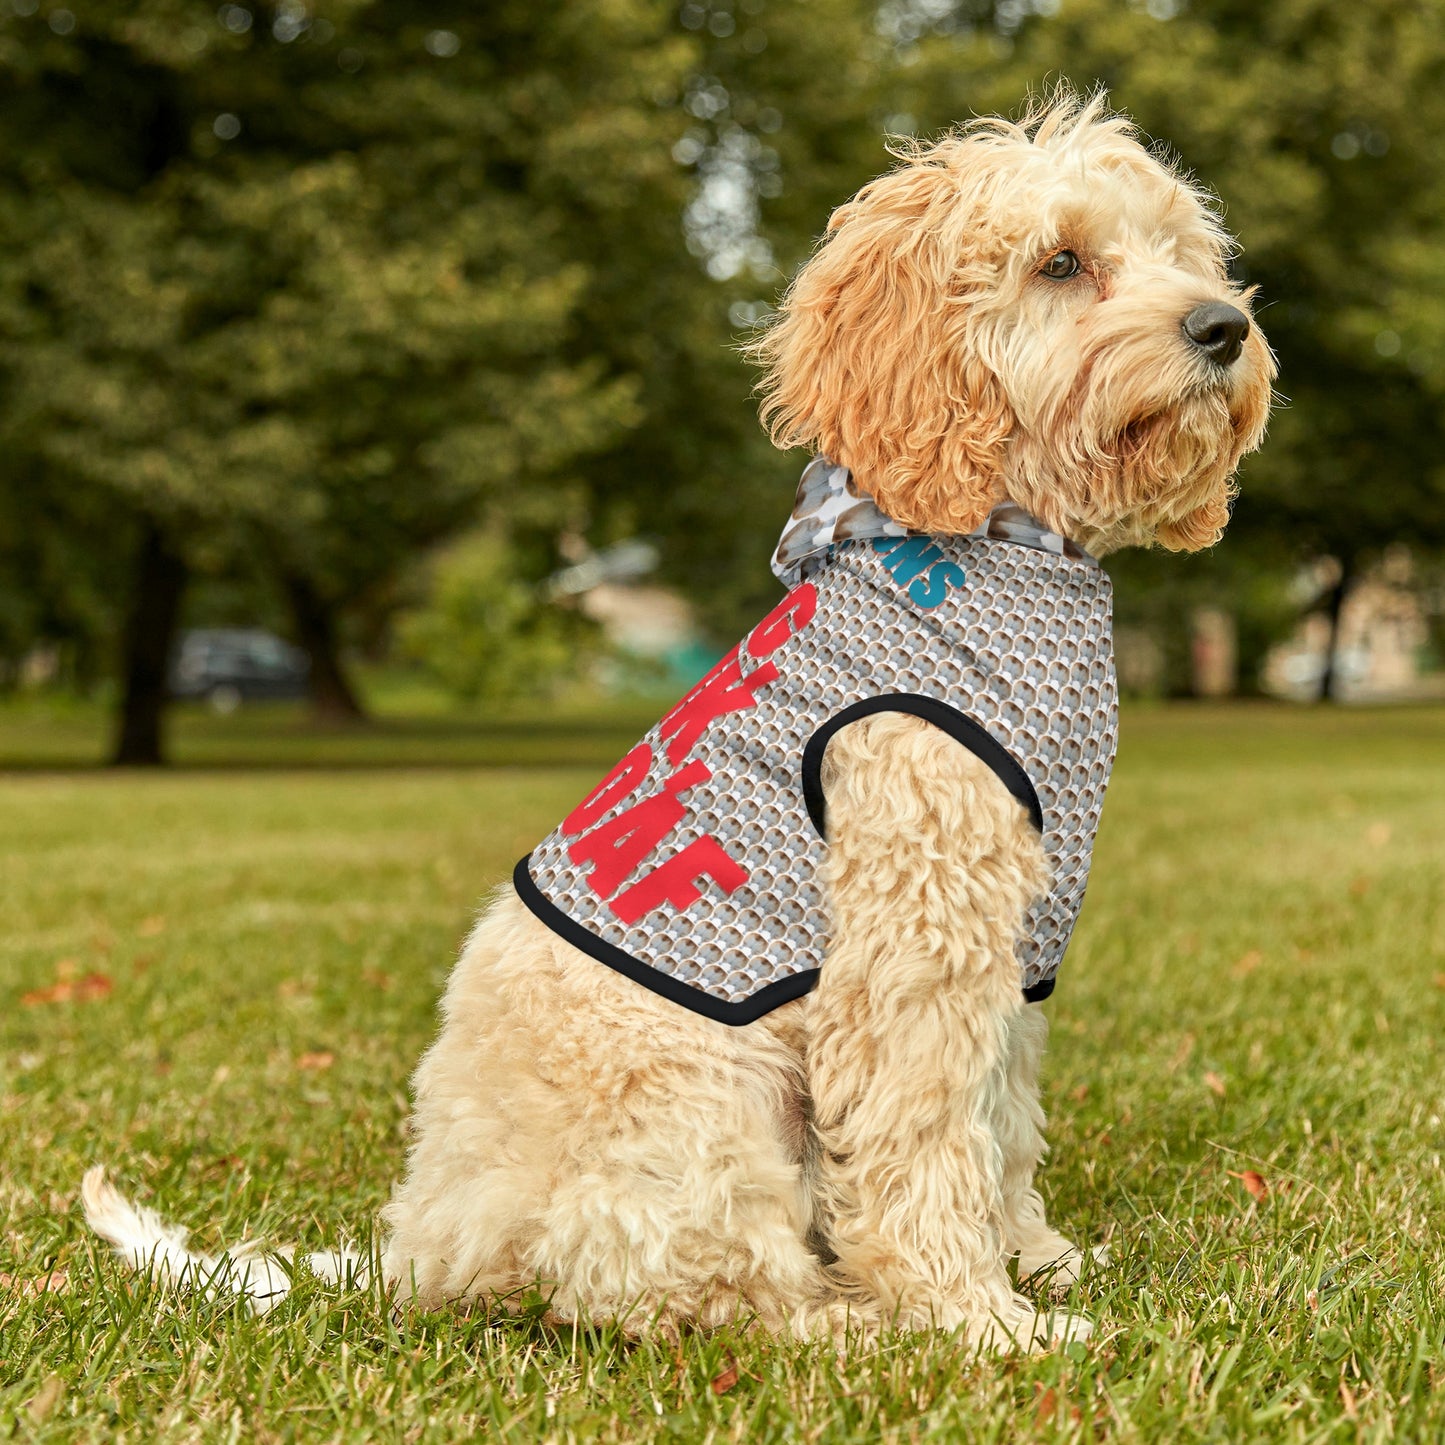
(1182, 302), (1250, 367)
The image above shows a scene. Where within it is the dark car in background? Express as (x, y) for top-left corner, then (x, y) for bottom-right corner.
(169, 629), (310, 712)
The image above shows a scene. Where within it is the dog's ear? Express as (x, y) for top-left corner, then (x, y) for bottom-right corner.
(751, 151), (1012, 535)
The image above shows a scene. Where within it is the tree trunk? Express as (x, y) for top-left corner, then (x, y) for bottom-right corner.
(283, 572), (366, 724)
(1317, 556), (1355, 703)
(111, 521), (187, 766)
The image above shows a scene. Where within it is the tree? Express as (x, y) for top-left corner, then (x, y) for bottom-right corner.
(0, 1), (692, 758)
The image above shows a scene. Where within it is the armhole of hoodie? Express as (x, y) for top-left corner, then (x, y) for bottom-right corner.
(799, 694), (1051, 1005)
(799, 693), (1045, 840)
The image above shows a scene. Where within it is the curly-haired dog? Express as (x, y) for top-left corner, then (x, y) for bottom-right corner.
(85, 91), (1273, 1349)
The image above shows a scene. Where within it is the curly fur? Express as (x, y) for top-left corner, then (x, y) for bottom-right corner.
(85, 88), (1272, 1353)
(750, 90), (1273, 553)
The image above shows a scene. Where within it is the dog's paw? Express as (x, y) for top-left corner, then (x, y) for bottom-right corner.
(1033, 1309), (1093, 1347)
(970, 1297), (1093, 1353)
(1018, 1239), (1110, 1294)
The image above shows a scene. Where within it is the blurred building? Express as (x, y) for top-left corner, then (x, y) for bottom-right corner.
(1262, 551), (1440, 701)
(548, 540), (717, 689)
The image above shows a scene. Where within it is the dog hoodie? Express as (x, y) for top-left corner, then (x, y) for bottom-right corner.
(515, 457), (1119, 1025)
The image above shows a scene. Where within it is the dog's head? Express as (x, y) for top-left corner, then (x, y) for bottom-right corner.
(752, 90), (1275, 554)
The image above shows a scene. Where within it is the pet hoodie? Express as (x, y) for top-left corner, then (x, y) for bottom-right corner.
(515, 456), (1119, 1025)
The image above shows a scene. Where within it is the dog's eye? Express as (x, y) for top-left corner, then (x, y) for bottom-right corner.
(1041, 250), (1081, 280)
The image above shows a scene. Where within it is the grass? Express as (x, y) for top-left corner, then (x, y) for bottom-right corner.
(1, 700), (1443, 1442)
(0, 685), (670, 771)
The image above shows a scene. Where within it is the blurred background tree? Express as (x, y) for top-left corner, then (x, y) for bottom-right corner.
(396, 531), (590, 705)
(0, 0), (688, 759)
(2, 0), (1443, 761)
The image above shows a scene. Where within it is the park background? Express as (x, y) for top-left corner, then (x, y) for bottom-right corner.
(2, 2), (1443, 1442)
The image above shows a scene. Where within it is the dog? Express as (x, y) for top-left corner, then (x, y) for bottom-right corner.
(85, 89), (1273, 1351)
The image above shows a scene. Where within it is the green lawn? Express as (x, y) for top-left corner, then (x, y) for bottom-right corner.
(2, 703), (1443, 1442)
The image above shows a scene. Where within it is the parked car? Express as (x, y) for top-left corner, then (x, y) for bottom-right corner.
(169, 629), (310, 712)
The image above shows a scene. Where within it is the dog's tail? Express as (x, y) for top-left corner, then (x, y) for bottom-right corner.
(81, 1165), (368, 1315)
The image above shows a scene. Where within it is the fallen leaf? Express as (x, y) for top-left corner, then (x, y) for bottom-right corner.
(1228, 1169), (1268, 1201)
(21, 972), (112, 1007)
(710, 1358), (739, 1396)
(1204, 1071), (1227, 1098)
(1034, 1386), (1058, 1425)
(1232, 950), (1263, 977)
(22, 982), (71, 1006)
(1070, 1083), (1089, 1103)
(138, 915), (167, 937)
(0, 1268), (69, 1298)
(296, 1051), (335, 1072)
(27, 1374), (64, 1423)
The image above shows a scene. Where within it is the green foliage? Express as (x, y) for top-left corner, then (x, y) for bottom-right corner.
(2, 703), (1444, 1438)
(397, 533), (593, 705)
(0, 0), (700, 683)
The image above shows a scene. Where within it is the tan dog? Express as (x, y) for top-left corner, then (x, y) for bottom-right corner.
(85, 91), (1273, 1350)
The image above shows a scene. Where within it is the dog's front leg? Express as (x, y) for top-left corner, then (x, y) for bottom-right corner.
(806, 712), (1089, 1349)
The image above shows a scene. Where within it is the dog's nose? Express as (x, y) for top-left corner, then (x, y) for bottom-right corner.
(1182, 302), (1250, 366)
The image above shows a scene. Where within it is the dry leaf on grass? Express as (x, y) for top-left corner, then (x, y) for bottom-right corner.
(0, 1268), (69, 1298)
(1204, 1071), (1227, 1098)
(1228, 1169), (1269, 1201)
(1168, 1034), (1196, 1072)
(21, 973), (113, 1007)
(1232, 950), (1263, 977)
(295, 1051), (335, 1072)
(710, 1358), (739, 1396)
(1033, 1385), (1083, 1427)
(27, 1375), (64, 1424)
(1034, 1386), (1058, 1425)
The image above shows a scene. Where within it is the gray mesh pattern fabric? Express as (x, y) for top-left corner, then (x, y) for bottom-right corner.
(521, 513), (1118, 1021)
